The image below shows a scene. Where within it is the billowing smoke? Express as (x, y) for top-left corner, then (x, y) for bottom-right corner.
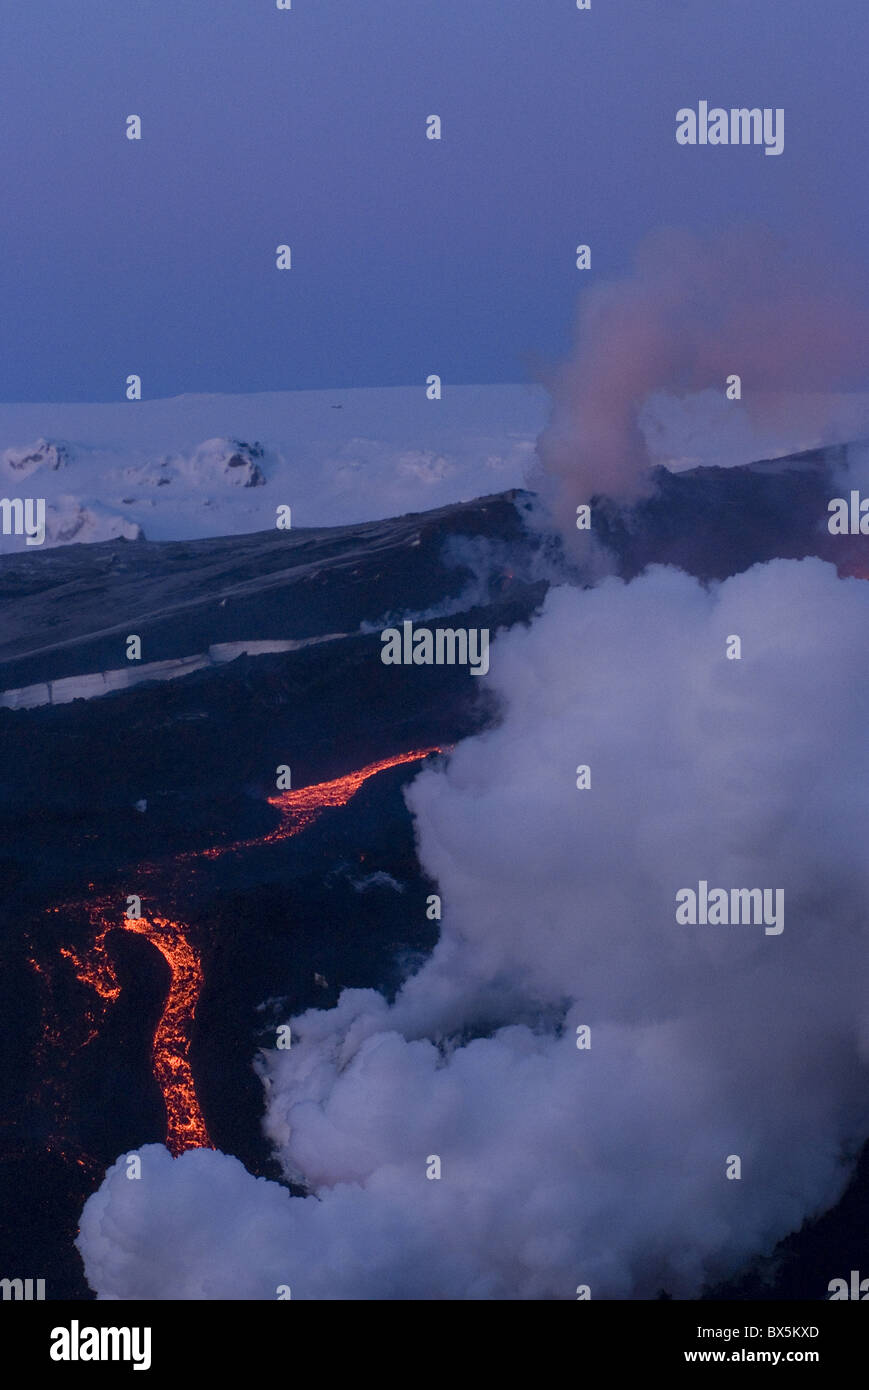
(77, 556), (869, 1299)
(530, 229), (869, 546)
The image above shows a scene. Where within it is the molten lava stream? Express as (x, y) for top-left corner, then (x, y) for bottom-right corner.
(66, 911), (211, 1155)
(265, 747), (445, 839)
(125, 914), (211, 1154)
(195, 746), (445, 859)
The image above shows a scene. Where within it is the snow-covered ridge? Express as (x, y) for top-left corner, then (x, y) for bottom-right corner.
(0, 386), (545, 549)
(3, 384), (869, 551)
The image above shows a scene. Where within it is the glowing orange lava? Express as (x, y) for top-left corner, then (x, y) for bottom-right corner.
(195, 747), (444, 859)
(123, 914), (210, 1154)
(43, 746), (444, 1156)
(63, 910), (210, 1154)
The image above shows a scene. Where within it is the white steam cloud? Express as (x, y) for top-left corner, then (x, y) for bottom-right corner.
(77, 556), (869, 1299)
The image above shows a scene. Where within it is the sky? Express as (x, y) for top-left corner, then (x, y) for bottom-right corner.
(1, 0), (867, 403)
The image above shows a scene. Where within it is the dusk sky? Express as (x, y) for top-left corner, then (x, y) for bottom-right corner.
(1, 0), (866, 402)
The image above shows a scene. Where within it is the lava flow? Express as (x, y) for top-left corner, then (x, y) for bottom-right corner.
(45, 746), (445, 1157)
(62, 911), (210, 1155)
(196, 747), (445, 859)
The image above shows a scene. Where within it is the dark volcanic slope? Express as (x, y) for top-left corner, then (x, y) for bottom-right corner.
(1, 450), (863, 844)
(1, 444), (859, 692)
(0, 490), (547, 864)
(594, 443), (868, 582)
(0, 490), (537, 689)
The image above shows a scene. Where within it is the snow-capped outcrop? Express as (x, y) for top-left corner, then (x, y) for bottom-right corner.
(43, 498), (143, 546)
(215, 439), (268, 487)
(118, 437), (269, 501)
(2, 437), (72, 475)
(149, 438), (269, 490)
(0, 495), (143, 550)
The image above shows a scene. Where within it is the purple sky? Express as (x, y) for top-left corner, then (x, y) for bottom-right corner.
(0, 0), (866, 401)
